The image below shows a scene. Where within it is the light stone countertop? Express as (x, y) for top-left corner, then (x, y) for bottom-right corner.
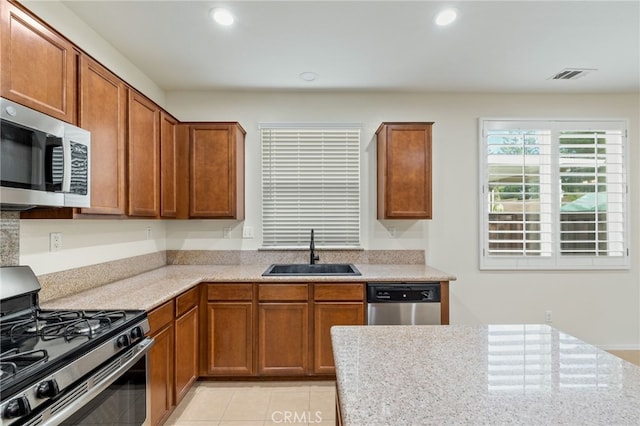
(40, 263), (455, 311)
(331, 324), (640, 426)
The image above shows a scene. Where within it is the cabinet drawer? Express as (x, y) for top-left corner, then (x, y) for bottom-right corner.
(314, 283), (364, 301)
(176, 287), (199, 317)
(148, 300), (174, 333)
(259, 284), (308, 301)
(207, 283), (253, 301)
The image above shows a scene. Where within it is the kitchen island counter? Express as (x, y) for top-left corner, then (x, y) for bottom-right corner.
(40, 263), (454, 311)
(331, 324), (640, 425)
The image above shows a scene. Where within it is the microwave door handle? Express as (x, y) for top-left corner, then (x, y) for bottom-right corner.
(61, 137), (72, 192)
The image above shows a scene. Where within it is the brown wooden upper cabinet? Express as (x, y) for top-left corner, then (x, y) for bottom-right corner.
(128, 90), (160, 217)
(5, 1), (246, 221)
(160, 114), (189, 218)
(78, 55), (127, 215)
(0, 0), (76, 123)
(376, 122), (433, 219)
(189, 123), (245, 219)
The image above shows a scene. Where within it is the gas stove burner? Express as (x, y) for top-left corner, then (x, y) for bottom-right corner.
(24, 321), (45, 334)
(1, 310), (129, 342)
(41, 317), (109, 340)
(70, 319), (102, 335)
(0, 348), (49, 381)
(0, 348), (48, 364)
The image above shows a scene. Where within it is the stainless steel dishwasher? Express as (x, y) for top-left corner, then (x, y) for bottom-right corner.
(367, 282), (441, 325)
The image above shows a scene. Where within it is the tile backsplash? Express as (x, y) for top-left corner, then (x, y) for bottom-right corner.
(0, 212), (20, 266)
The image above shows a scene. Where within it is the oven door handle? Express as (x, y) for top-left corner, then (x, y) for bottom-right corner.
(38, 337), (154, 425)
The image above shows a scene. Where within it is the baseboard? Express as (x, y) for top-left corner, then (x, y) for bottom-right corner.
(599, 344), (640, 351)
(606, 350), (640, 366)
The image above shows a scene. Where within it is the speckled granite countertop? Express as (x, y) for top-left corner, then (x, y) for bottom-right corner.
(40, 264), (455, 311)
(331, 324), (640, 426)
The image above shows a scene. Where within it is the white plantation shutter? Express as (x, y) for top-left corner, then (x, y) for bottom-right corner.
(480, 119), (629, 270)
(558, 130), (626, 259)
(261, 124), (361, 248)
(485, 128), (553, 258)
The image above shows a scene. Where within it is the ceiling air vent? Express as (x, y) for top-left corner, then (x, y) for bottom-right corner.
(549, 68), (596, 80)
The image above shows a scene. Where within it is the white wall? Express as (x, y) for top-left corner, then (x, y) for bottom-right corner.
(163, 90), (639, 350)
(20, 220), (165, 275)
(16, 1), (639, 349)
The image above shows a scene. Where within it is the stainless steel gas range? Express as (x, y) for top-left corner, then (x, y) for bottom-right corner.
(0, 266), (154, 425)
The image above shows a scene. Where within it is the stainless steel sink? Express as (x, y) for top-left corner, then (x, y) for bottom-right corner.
(262, 263), (361, 276)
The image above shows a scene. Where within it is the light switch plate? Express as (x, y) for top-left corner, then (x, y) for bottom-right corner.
(242, 226), (254, 239)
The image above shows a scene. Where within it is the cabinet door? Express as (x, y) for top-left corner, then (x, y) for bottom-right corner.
(149, 323), (174, 426)
(128, 90), (160, 217)
(174, 305), (198, 403)
(258, 303), (308, 376)
(148, 301), (174, 426)
(189, 124), (245, 219)
(377, 122), (433, 219)
(160, 113), (177, 217)
(160, 117), (189, 218)
(313, 302), (364, 375)
(0, 1), (76, 123)
(206, 302), (254, 375)
(78, 55), (127, 215)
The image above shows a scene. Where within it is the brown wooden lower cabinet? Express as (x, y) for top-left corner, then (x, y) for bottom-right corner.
(258, 302), (309, 375)
(206, 302), (254, 375)
(148, 301), (175, 426)
(313, 283), (365, 375)
(313, 302), (364, 375)
(202, 282), (366, 379)
(148, 287), (200, 425)
(174, 306), (197, 400)
(174, 287), (199, 404)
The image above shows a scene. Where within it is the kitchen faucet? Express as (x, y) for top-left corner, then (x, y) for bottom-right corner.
(310, 229), (320, 265)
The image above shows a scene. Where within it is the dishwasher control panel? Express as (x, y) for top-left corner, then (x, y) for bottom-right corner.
(367, 282), (441, 303)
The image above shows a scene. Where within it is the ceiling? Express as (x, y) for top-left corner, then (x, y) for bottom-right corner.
(58, 0), (639, 93)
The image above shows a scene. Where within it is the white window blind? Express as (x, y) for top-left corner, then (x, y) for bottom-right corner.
(480, 119), (628, 270)
(261, 125), (361, 248)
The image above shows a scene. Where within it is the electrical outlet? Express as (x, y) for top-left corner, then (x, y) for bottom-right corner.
(50, 232), (62, 252)
(223, 227), (231, 239)
(146, 227), (152, 240)
(388, 226), (396, 238)
(242, 226), (254, 239)
(545, 310), (553, 324)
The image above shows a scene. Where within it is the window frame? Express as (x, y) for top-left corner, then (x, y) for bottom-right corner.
(479, 118), (630, 270)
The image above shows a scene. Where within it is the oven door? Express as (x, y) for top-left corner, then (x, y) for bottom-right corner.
(23, 338), (153, 426)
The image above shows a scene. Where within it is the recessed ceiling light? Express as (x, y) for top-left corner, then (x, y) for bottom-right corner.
(300, 72), (319, 82)
(210, 8), (234, 26)
(435, 8), (457, 26)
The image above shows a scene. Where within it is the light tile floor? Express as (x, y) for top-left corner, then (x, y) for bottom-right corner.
(165, 381), (336, 426)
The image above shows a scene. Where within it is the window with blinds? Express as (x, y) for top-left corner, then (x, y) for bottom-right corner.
(480, 119), (628, 270)
(261, 125), (361, 248)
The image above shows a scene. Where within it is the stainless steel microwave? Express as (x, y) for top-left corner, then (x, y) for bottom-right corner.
(0, 98), (90, 210)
